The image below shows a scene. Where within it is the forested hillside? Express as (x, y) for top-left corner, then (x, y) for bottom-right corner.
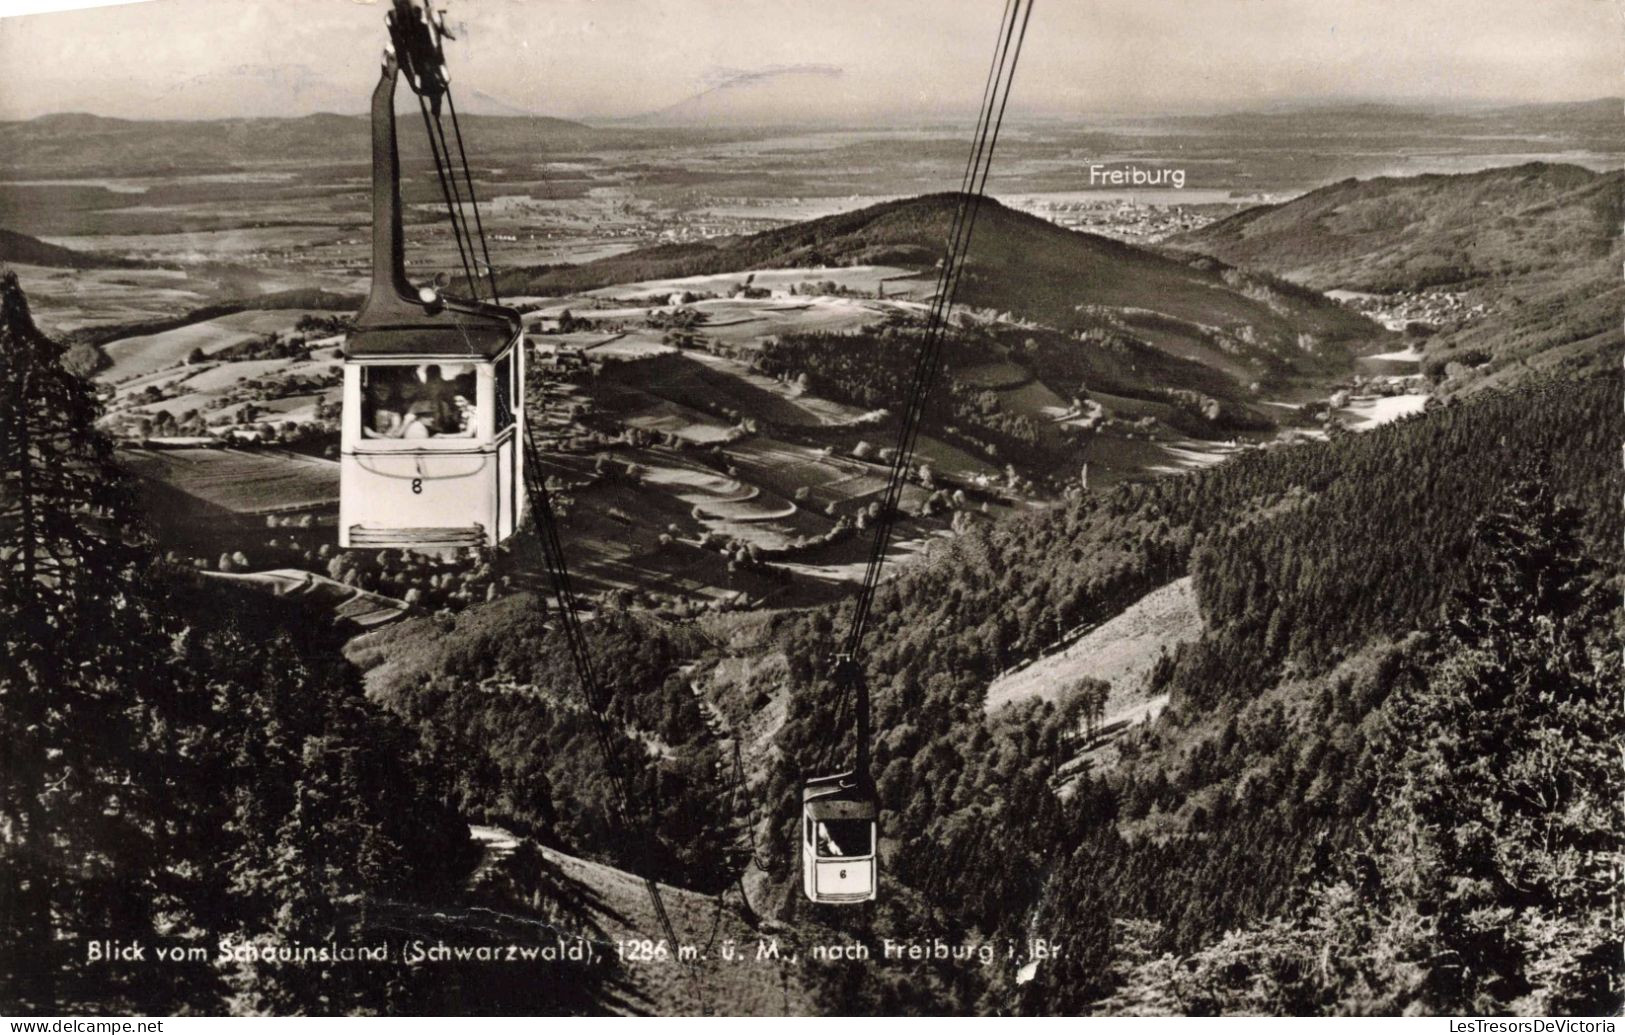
(0, 227), (147, 270)
(0, 271), (607, 1015)
(1169, 163), (1624, 395)
(353, 347), (1620, 1012)
(1083, 479), (1618, 1014)
(1418, 260), (1622, 395)
(756, 370), (1620, 1014)
(1170, 163), (1621, 293)
(352, 599), (743, 892)
(754, 319), (1270, 465)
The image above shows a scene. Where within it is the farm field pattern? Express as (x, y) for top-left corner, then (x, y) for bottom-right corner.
(16, 106), (1617, 620)
(73, 248), (1410, 617)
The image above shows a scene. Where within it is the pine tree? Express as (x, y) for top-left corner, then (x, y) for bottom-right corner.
(0, 273), (479, 1014)
(1362, 476), (1621, 1014)
(0, 269), (177, 1011)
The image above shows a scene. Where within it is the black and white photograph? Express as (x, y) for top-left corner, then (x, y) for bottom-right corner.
(0, 0), (1620, 1020)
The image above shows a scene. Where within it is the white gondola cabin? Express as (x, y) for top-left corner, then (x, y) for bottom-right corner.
(339, 47), (524, 551)
(802, 771), (878, 904)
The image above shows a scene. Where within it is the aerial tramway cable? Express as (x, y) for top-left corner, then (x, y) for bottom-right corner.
(444, 89), (502, 304)
(415, 91), (480, 299)
(799, 1), (1033, 897)
(844, 0), (1034, 665)
(819, 0), (1033, 783)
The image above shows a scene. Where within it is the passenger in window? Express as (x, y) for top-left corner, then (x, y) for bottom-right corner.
(410, 364), (460, 433)
(436, 394), (478, 438)
(365, 382), (407, 438)
(399, 412), (433, 439)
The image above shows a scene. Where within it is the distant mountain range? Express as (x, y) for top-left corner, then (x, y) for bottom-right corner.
(8, 97), (1618, 172)
(1158, 97), (1623, 136)
(0, 111), (604, 177)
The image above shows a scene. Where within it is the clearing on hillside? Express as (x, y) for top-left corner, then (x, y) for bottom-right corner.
(985, 576), (1202, 716)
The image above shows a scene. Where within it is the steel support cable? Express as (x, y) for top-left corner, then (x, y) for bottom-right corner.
(439, 109), (697, 998)
(427, 109), (485, 303)
(517, 432), (705, 1012)
(952, 0), (1018, 202)
(850, 0), (1026, 615)
(863, 0), (1013, 372)
(839, 4), (1017, 629)
(415, 93), (480, 299)
(420, 4), (503, 302)
(842, 0), (1025, 649)
(428, 110), (477, 292)
(841, 0), (1035, 669)
(403, 12), (702, 1009)
(443, 89), (503, 304)
(852, 0), (1030, 617)
(806, 0), (1029, 784)
(816, 679), (854, 773)
(876, 49), (1026, 539)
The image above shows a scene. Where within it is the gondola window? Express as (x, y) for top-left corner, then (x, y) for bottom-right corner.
(361, 363), (479, 440)
(816, 818), (873, 858)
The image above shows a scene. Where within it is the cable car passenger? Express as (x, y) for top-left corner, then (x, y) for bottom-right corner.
(816, 817), (872, 859)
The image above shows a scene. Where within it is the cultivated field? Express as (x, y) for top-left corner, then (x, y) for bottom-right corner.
(121, 447), (339, 515)
(99, 309), (339, 382)
(10, 262), (212, 333)
(582, 264), (918, 301)
(1339, 392), (1428, 429)
(205, 568), (408, 628)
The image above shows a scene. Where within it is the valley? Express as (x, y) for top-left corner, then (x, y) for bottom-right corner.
(1171, 161), (1625, 396)
(59, 186), (1420, 614)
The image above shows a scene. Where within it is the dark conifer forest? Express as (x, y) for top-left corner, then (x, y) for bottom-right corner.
(757, 372), (1620, 1015)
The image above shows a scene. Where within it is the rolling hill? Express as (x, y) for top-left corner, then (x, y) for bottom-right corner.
(0, 227), (146, 270)
(503, 193), (1387, 395)
(1169, 162), (1622, 292)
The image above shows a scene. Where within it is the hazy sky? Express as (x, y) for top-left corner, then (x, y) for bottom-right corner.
(0, 0), (1619, 122)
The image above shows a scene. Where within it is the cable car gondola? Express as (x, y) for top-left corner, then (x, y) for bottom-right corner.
(802, 773), (878, 904)
(802, 658), (878, 904)
(339, 3), (524, 552)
